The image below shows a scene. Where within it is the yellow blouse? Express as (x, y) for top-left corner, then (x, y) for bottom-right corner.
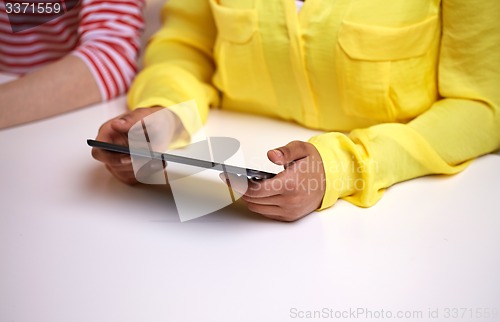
(128, 0), (500, 209)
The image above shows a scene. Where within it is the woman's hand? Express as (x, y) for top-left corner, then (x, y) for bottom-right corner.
(91, 107), (179, 184)
(232, 141), (326, 222)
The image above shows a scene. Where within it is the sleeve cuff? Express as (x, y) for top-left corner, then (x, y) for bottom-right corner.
(308, 132), (366, 210)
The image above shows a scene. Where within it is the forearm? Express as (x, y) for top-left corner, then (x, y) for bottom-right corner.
(311, 0), (500, 210)
(0, 55), (101, 129)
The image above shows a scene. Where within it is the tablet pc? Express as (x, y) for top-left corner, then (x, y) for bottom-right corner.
(87, 139), (276, 180)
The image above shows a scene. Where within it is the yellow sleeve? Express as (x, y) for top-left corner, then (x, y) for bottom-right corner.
(127, 0), (219, 135)
(310, 0), (500, 209)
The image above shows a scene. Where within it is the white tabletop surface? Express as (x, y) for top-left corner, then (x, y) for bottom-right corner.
(1, 82), (500, 321)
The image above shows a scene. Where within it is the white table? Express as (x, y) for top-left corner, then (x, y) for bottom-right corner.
(1, 83), (500, 321)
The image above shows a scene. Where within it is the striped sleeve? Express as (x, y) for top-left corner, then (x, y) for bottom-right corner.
(72, 0), (145, 101)
(0, 1), (80, 74)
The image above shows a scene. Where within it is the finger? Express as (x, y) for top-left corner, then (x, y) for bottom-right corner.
(104, 159), (136, 175)
(110, 108), (157, 134)
(92, 120), (128, 163)
(107, 164), (135, 177)
(105, 164), (138, 185)
(96, 117), (127, 143)
(109, 117), (131, 135)
(267, 140), (310, 167)
(248, 203), (306, 222)
(246, 202), (283, 217)
(242, 172), (289, 198)
(244, 203), (298, 222)
(92, 147), (132, 165)
(242, 194), (283, 206)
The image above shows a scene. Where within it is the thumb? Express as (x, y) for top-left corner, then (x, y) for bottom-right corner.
(110, 117), (132, 134)
(110, 108), (158, 134)
(267, 141), (309, 167)
(111, 114), (142, 134)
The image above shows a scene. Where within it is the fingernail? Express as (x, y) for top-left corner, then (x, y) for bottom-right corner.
(121, 157), (131, 164)
(118, 118), (126, 124)
(272, 149), (283, 158)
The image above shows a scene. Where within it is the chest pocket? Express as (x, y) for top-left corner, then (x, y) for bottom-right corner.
(209, 0), (276, 110)
(336, 15), (440, 122)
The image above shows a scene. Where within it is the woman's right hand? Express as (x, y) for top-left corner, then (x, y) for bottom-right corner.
(91, 106), (180, 184)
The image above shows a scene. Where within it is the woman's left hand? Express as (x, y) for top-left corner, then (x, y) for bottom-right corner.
(233, 141), (326, 222)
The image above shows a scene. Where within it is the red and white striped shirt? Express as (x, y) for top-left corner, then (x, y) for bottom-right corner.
(0, 0), (145, 100)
